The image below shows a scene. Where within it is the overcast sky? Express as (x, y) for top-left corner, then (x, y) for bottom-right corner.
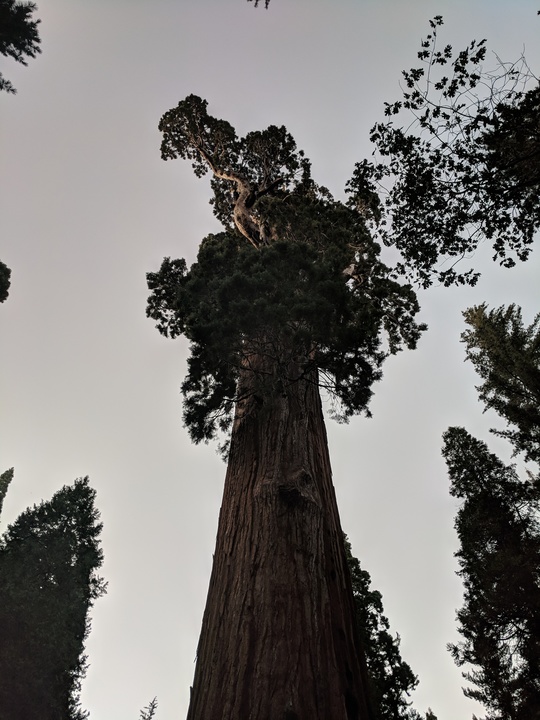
(1, 1), (539, 718)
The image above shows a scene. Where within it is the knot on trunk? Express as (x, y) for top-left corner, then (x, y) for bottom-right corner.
(277, 469), (315, 509)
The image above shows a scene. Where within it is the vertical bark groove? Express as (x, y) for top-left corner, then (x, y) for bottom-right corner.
(187, 364), (374, 720)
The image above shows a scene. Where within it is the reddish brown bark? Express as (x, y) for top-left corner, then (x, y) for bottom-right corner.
(187, 362), (374, 720)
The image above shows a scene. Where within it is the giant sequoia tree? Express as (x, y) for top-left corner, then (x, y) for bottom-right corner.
(147, 95), (425, 719)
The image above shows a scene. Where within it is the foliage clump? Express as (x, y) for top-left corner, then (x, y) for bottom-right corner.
(349, 16), (540, 287)
(147, 95), (426, 446)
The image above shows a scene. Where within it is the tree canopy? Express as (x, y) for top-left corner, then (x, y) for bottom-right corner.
(147, 95), (426, 446)
(0, 0), (41, 94)
(0, 476), (106, 719)
(350, 16), (540, 287)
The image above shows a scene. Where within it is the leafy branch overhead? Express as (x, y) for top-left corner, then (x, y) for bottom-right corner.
(0, 0), (41, 94)
(148, 95), (426, 446)
(349, 16), (540, 287)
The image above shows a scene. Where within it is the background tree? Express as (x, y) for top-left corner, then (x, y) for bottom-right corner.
(347, 16), (540, 287)
(443, 428), (540, 719)
(344, 536), (437, 720)
(0, 0), (41, 94)
(461, 303), (540, 465)
(0, 475), (106, 720)
(147, 94), (426, 720)
(442, 303), (540, 718)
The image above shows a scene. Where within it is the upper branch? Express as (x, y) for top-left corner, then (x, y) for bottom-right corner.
(159, 95), (310, 248)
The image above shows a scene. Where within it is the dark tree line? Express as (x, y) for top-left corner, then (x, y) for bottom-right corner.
(443, 305), (540, 719)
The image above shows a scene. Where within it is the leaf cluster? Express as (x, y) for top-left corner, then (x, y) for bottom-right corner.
(350, 16), (540, 287)
(0, 476), (106, 719)
(0, 0), (41, 94)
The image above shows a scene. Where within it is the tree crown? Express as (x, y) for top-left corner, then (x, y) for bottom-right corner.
(148, 96), (426, 446)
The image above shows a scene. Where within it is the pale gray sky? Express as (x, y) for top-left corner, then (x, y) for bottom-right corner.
(1, 1), (539, 718)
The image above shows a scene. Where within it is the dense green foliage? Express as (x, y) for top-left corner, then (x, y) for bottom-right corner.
(443, 428), (540, 719)
(147, 95), (426, 445)
(344, 537), (436, 720)
(0, 476), (106, 720)
(462, 304), (540, 465)
(0, 0), (41, 94)
(349, 16), (540, 287)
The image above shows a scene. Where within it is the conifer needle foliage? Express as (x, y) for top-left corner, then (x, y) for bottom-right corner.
(147, 95), (426, 446)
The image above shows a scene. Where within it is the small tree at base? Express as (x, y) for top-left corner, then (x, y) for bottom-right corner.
(345, 536), (437, 720)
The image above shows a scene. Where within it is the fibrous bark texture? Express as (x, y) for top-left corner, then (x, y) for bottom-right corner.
(187, 362), (374, 720)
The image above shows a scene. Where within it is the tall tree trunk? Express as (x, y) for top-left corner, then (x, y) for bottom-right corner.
(187, 359), (374, 720)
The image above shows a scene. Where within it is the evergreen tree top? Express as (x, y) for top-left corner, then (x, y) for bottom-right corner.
(148, 96), (426, 447)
